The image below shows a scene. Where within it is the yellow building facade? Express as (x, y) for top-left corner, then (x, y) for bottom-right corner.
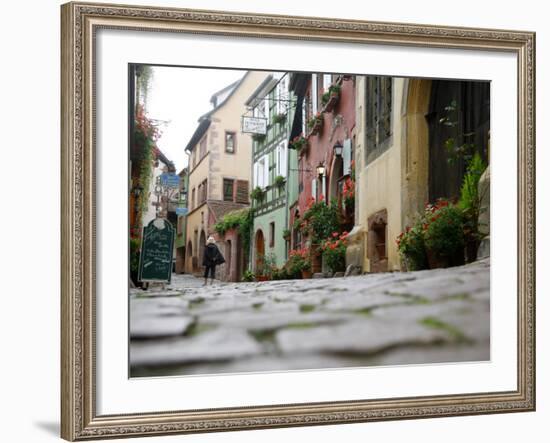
(184, 71), (270, 274)
(347, 77), (490, 273)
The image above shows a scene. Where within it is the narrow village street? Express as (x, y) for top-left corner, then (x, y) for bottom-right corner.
(130, 259), (490, 377)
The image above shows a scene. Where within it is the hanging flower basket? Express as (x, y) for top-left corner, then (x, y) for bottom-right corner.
(307, 112), (324, 136)
(273, 113), (286, 125)
(321, 84), (341, 112)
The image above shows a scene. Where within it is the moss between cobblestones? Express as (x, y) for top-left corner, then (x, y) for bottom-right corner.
(299, 304), (316, 313)
(419, 316), (468, 342)
(188, 296), (206, 308)
(252, 302), (264, 310)
(185, 322), (215, 337)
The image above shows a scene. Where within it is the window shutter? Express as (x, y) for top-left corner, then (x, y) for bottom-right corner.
(343, 138), (352, 175)
(311, 178), (317, 201)
(263, 155), (269, 188)
(323, 74), (332, 91)
(280, 141), (287, 177)
(253, 163), (258, 187)
(311, 74), (318, 114)
(235, 180), (249, 204)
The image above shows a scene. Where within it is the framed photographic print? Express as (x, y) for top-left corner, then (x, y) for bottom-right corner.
(61, 1), (536, 440)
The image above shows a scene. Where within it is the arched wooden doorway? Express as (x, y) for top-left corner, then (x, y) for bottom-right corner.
(255, 229), (265, 273)
(426, 80), (490, 202)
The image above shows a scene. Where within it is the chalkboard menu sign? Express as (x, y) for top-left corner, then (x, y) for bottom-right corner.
(138, 218), (175, 283)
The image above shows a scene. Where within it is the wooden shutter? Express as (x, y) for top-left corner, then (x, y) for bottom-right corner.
(235, 180), (249, 204)
(343, 138), (352, 176)
(311, 74), (318, 114)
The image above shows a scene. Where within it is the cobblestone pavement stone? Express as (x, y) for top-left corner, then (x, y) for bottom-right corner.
(130, 258), (490, 376)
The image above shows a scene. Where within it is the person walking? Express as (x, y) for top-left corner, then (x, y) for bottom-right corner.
(202, 236), (225, 285)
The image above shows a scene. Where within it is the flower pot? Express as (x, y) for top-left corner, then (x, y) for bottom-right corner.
(426, 250), (449, 269)
(301, 269), (312, 279)
(426, 249), (464, 269)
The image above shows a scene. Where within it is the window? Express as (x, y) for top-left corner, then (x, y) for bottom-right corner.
(235, 180), (249, 204)
(177, 216), (184, 234)
(322, 73), (332, 91)
(199, 136), (207, 158)
(223, 178), (234, 202)
(191, 188), (195, 210)
(365, 76), (393, 164)
(225, 132), (236, 153)
(269, 222), (275, 247)
(199, 179), (208, 204)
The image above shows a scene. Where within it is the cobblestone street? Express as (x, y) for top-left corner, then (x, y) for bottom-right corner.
(130, 259), (490, 377)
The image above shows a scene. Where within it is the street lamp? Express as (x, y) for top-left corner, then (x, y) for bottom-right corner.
(316, 162), (326, 177)
(333, 141), (343, 157)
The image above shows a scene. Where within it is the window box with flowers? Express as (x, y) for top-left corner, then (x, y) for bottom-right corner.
(321, 84), (342, 112)
(272, 112), (286, 125)
(250, 186), (265, 203)
(307, 112), (324, 136)
(290, 134), (308, 156)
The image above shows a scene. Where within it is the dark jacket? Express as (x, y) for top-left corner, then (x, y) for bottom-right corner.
(203, 243), (225, 267)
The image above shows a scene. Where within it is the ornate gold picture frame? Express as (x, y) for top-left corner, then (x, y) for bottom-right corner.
(61, 1), (535, 440)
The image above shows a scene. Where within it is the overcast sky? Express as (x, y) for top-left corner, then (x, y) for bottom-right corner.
(145, 66), (246, 172)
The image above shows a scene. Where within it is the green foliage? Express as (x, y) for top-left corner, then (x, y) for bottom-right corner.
(396, 221), (428, 271)
(241, 269), (255, 282)
(256, 252), (277, 278)
(439, 100), (479, 165)
(250, 186), (265, 202)
(321, 83), (341, 106)
(271, 266), (289, 280)
(321, 232), (348, 273)
(274, 175), (286, 188)
(287, 248), (311, 274)
(301, 199), (340, 244)
(282, 228), (291, 241)
(272, 113), (286, 125)
(458, 153), (487, 240)
(423, 201), (465, 262)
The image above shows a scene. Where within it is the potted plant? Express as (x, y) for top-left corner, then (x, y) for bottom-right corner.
(272, 112), (286, 125)
(252, 133), (266, 143)
(321, 231), (348, 274)
(290, 134), (308, 155)
(342, 177), (355, 218)
(241, 269), (255, 282)
(423, 200), (465, 269)
(288, 248), (312, 279)
(396, 221), (428, 271)
(307, 112), (324, 136)
(274, 175), (286, 189)
(250, 186), (265, 203)
(321, 83), (341, 112)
